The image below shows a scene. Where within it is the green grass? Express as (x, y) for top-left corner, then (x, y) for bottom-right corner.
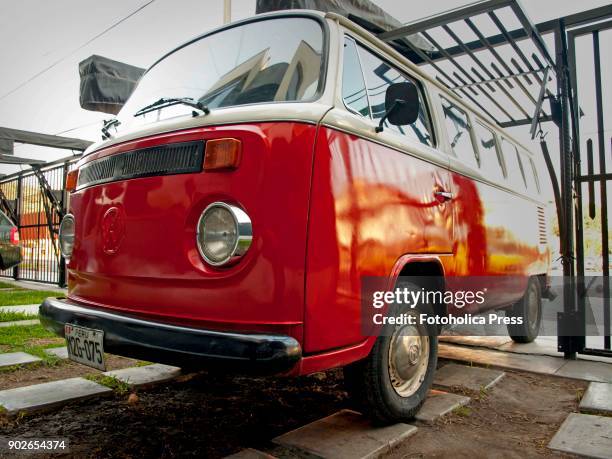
(453, 406), (472, 417)
(86, 374), (130, 395)
(0, 289), (61, 307)
(0, 310), (36, 322)
(0, 323), (64, 368)
(0, 281), (18, 289)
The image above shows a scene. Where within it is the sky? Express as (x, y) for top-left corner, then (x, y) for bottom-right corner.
(0, 0), (610, 192)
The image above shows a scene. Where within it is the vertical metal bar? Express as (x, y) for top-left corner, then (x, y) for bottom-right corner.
(593, 31), (610, 349)
(587, 140), (596, 219)
(58, 162), (69, 287)
(12, 175), (22, 280)
(555, 19), (578, 359)
(530, 67), (550, 138)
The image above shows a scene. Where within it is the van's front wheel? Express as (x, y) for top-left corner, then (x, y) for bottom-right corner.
(344, 283), (438, 424)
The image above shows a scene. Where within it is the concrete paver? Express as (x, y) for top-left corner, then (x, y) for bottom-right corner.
(548, 413), (612, 459)
(44, 346), (68, 359)
(580, 382), (612, 414)
(0, 377), (112, 415)
(103, 364), (181, 387)
(415, 389), (471, 423)
(433, 363), (505, 392)
(273, 409), (417, 459)
(0, 351), (41, 368)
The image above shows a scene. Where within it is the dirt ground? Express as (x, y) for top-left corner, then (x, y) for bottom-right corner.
(390, 370), (586, 458)
(0, 356), (138, 391)
(0, 362), (587, 459)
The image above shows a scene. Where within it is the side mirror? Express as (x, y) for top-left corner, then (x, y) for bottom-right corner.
(375, 82), (420, 133)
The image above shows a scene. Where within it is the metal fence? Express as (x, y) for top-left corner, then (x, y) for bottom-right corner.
(0, 157), (77, 286)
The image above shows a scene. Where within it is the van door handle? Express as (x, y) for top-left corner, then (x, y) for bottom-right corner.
(434, 190), (453, 202)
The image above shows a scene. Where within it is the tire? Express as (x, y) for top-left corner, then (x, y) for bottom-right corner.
(506, 277), (542, 343)
(344, 281), (438, 424)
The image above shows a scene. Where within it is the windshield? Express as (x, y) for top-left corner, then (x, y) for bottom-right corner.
(114, 17), (325, 130)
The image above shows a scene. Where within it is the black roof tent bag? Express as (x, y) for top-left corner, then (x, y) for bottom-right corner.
(255, 0), (433, 51)
(79, 55), (145, 115)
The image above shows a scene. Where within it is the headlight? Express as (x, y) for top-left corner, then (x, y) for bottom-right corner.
(59, 214), (75, 260)
(196, 202), (252, 266)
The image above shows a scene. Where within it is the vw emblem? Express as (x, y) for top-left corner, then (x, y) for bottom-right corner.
(101, 207), (125, 255)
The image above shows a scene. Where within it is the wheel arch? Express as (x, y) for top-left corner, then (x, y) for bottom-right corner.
(390, 255), (447, 319)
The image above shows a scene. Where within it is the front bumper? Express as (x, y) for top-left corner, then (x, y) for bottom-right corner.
(39, 297), (301, 374)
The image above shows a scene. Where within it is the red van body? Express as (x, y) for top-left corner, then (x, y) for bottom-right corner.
(40, 11), (550, 383)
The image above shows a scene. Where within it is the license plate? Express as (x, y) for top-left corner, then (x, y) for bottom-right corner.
(64, 324), (106, 371)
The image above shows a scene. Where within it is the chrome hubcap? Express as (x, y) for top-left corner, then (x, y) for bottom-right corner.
(388, 324), (429, 397)
(526, 285), (540, 331)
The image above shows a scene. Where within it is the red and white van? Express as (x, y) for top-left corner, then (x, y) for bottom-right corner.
(41, 10), (550, 423)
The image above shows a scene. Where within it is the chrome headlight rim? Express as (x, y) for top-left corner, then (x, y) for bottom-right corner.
(196, 202), (252, 267)
(59, 214), (76, 260)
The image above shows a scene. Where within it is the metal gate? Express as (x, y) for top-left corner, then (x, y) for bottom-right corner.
(0, 158), (77, 285)
(568, 18), (612, 358)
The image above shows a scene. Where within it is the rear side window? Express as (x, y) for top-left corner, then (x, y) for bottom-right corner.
(342, 38), (369, 117)
(529, 157), (541, 192)
(501, 138), (527, 190)
(440, 97), (478, 169)
(474, 122), (505, 184)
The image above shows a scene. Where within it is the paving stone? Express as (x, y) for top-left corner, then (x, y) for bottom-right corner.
(0, 319), (39, 328)
(224, 448), (278, 459)
(273, 409), (417, 459)
(103, 364), (181, 387)
(439, 335), (512, 348)
(548, 413), (612, 459)
(0, 377), (112, 415)
(433, 363), (504, 392)
(580, 382), (612, 414)
(0, 351), (41, 368)
(556, 360), (612, 383)
(438, 343), (567, 375)
(44, 346), (68, 359)
(415, 389), (471, 423)
(0, 304), (39, 315)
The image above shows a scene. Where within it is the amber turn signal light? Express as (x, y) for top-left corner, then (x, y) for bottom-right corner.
(204, 138), (242, 171)
(66, 169), (79, 192)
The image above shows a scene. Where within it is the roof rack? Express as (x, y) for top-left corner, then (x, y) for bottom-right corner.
(378, 0), (556, 137)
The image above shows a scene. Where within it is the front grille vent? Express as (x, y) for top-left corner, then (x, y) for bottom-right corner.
(77, 140), (204, 189)
(537, 206), (547, 245)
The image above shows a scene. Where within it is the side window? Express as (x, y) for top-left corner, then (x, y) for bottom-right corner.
(357, 45), (434, 147)
(440, 97), (478, 169)
(0, 212), (11, 227)
(529, 157), (541, 192)
(474, 122), (505, 184)
(342, 38), (369, 117)
(519, 152), (537, 192)
(501, 138), (527, 190)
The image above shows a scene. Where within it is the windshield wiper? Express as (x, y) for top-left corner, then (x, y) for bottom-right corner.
(101, 118), (121, 140)
(133, 97), (210, 118)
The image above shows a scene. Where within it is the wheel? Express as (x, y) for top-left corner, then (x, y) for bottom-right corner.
(344, 281), (438, 424)
(506, 277), (542, 343)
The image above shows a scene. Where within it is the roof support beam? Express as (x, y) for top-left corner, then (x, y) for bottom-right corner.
(0, 127), (92, 152)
